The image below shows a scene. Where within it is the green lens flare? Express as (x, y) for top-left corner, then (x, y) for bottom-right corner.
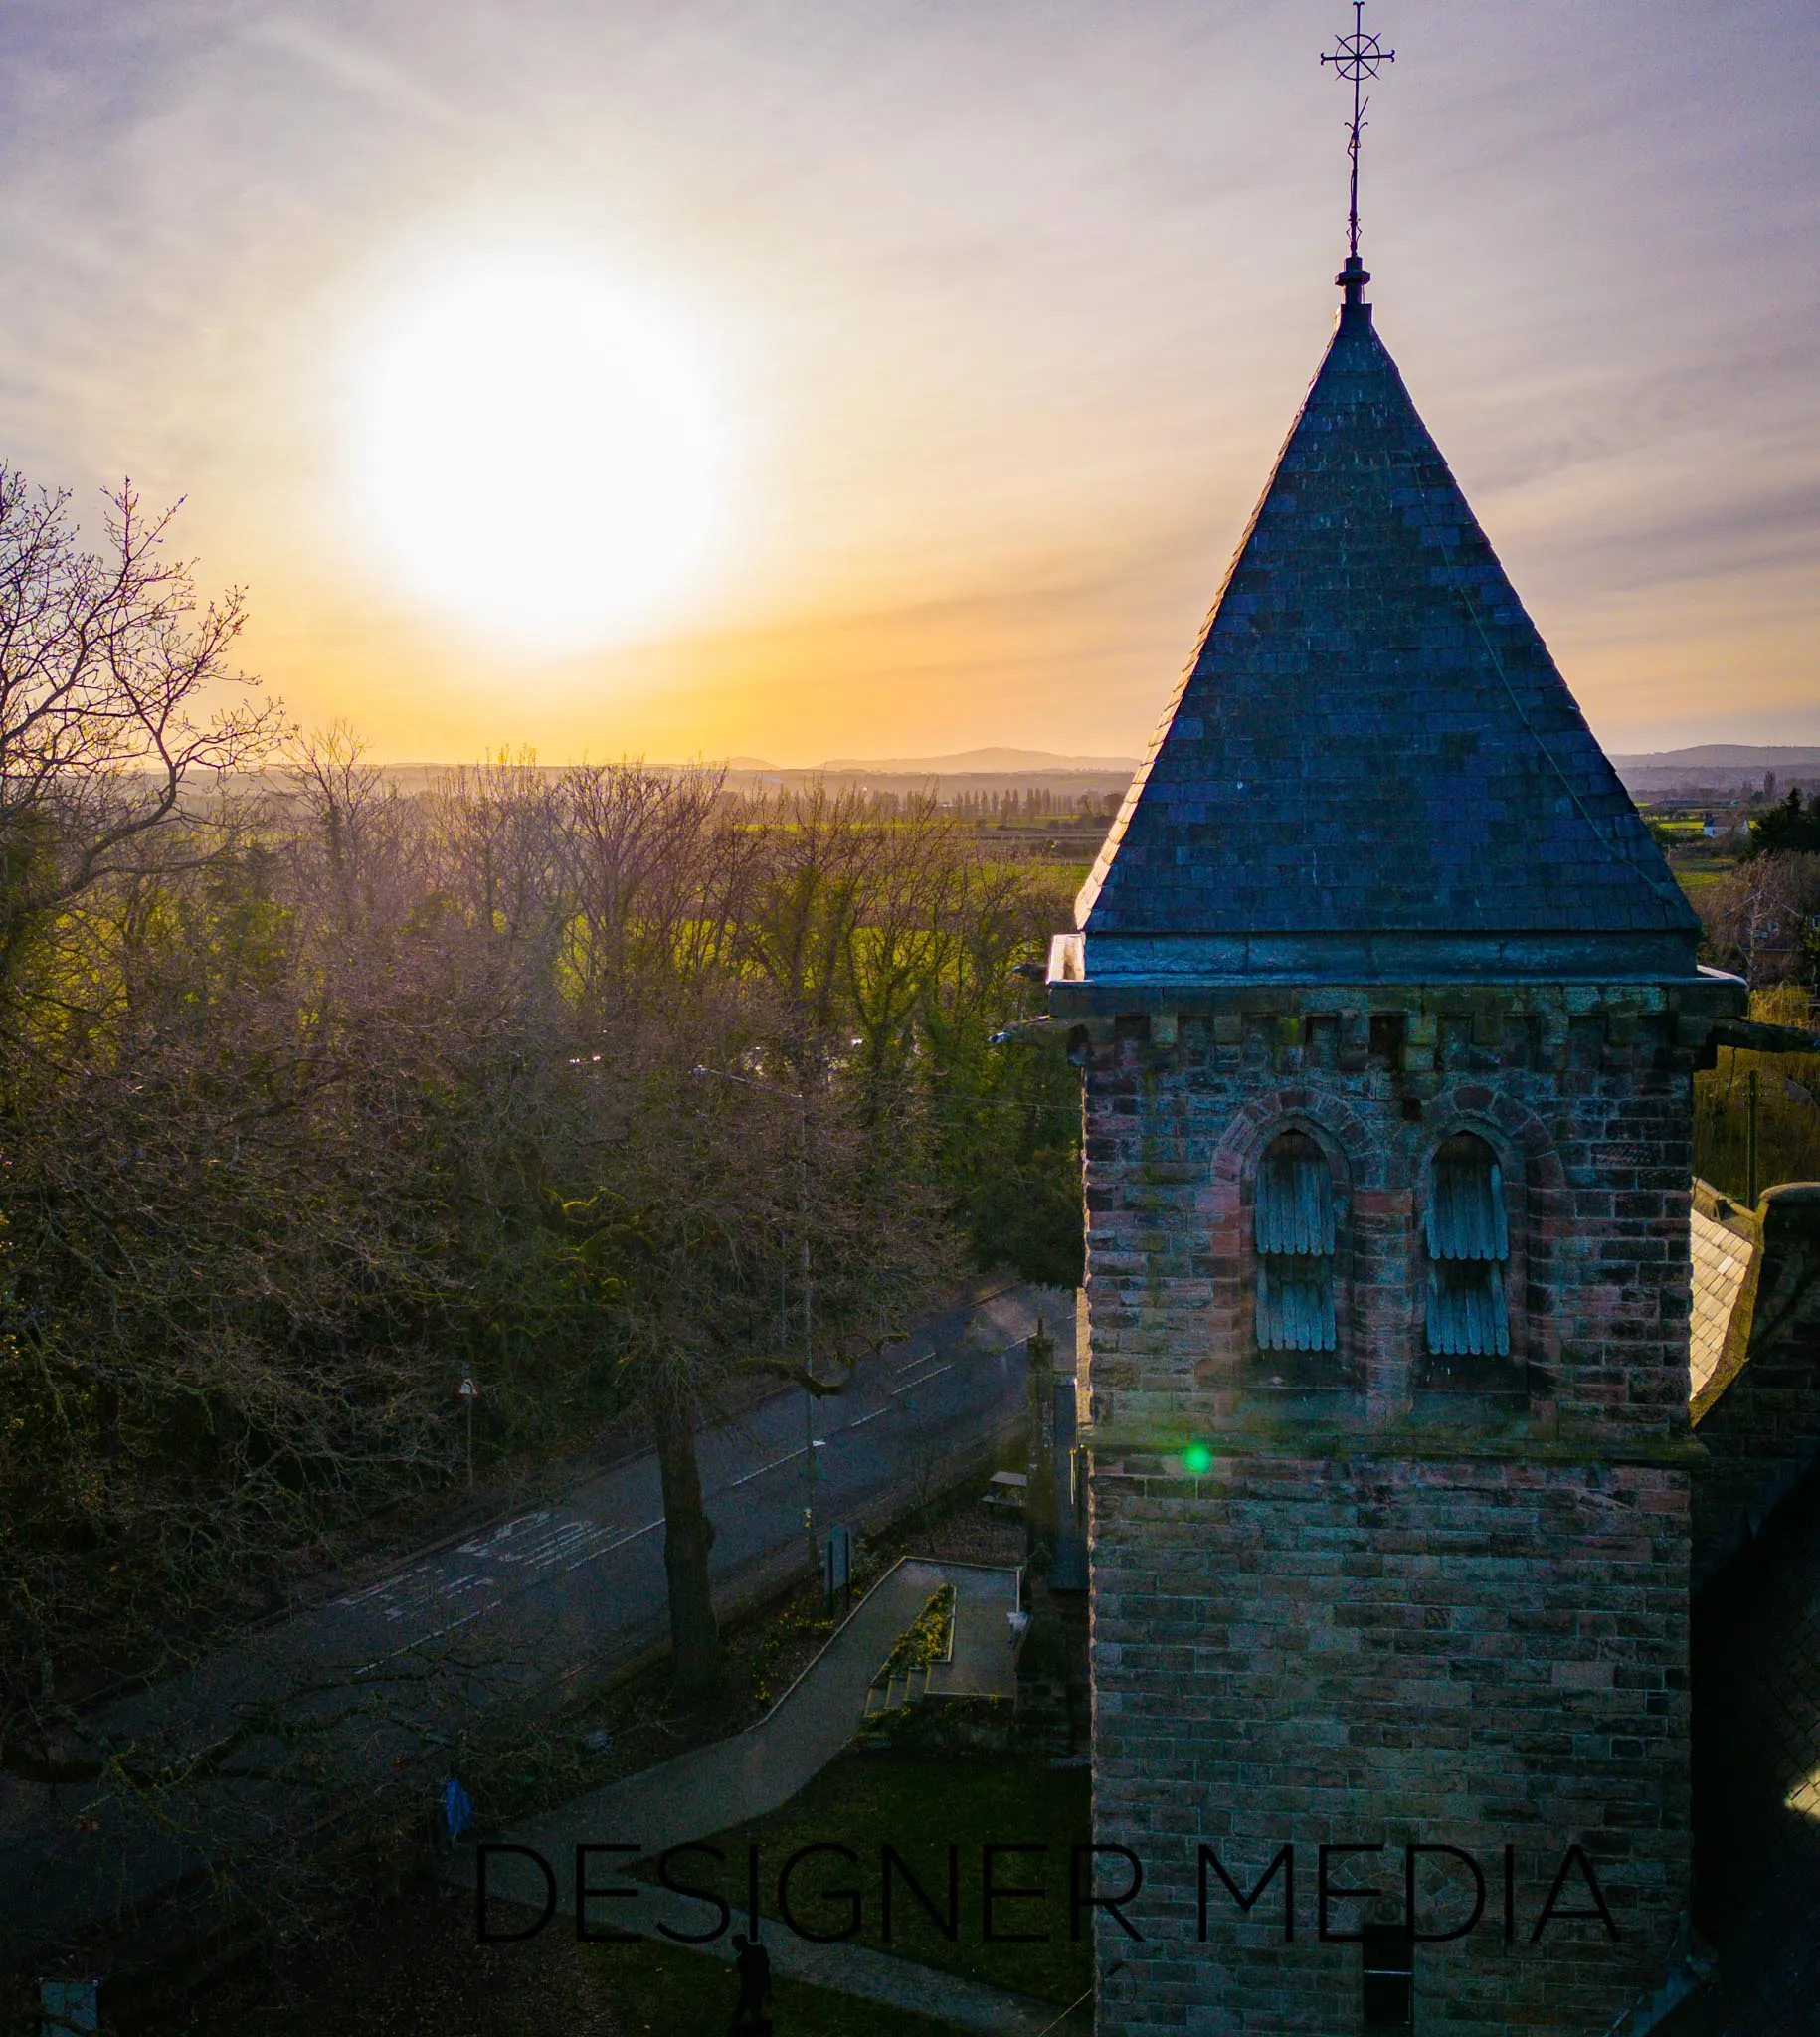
(1183, 1441), (1213, 1476)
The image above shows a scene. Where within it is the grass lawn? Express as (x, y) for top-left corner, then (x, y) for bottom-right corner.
(641, 1748), (1094, 2007)
(1676, 868), (1729, 896)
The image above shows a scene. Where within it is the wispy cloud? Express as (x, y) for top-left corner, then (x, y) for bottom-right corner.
(0, 0), (1809, 759)
(244, 14), (463, 130)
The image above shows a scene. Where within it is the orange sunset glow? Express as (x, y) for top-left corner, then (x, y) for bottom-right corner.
(0, 2), (1812, 765)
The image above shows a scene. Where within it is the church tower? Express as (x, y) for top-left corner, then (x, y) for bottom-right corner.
(1050, 37), (1744, 2028)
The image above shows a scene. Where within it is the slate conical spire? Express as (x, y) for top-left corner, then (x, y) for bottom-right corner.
(1075, 301), (1701, 983)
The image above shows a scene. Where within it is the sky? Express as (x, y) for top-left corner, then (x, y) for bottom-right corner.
(0, 0), (1814, 766)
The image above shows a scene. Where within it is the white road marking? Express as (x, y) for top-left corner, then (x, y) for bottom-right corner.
(337, 1502), (663, 1635)
(890, 1361), (956, 1397)
(726, 1443), (811, 1490)
(571, 1518), (662, 1570)
(337, 1563), (437, 1610)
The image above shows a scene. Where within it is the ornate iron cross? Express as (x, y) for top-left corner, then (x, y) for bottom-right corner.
(1321, 1), (1395, 266)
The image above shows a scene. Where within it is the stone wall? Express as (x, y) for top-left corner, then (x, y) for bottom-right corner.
(1079, 986), (1707, 2035)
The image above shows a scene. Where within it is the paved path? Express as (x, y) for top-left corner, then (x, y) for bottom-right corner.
(482, 1558), (1018, 1869)
(2, 1287), (1070, 1965)
(454, 1559), (1086, 2036)
(928, 1564), (1022, 1699)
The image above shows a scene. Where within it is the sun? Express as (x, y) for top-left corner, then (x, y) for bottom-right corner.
(353, 258), (725, 651)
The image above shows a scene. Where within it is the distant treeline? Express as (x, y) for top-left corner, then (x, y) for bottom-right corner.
(944, 786), (1118, 822)
(232, 765), (1128, 828)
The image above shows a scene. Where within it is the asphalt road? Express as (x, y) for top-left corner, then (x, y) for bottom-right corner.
(1, 1282), (1070, 1965)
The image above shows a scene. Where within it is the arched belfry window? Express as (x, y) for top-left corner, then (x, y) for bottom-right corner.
(1425, 1134), (1510, 1358)
(1255, 1132), (1336, 1352)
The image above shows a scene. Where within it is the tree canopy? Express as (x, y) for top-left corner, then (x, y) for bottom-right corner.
(1745, 787), (1820, 860)
(0, 724), (1080, 1736)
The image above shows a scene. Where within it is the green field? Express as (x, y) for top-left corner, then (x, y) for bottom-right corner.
(1676, 867), (1729, 896)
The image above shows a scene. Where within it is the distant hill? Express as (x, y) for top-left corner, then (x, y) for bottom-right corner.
(1611, 745), (1820, 796)
(1610, 746), (1820, 772)
(817, 747), (1139, 775)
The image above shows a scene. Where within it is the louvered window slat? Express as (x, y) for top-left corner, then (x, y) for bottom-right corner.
(1254, 1133), (1337, 1354)
(1423, 1135), (1511, 1361)
(1426, 1260), (1511, 1357)
(1425, 1150), (1508, 1260)
(1255, 1135), (1335, 1255)
(1259, 1255), (1337, 1352)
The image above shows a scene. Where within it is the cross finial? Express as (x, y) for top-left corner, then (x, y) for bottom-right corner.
(1320, 1), (1394, 309)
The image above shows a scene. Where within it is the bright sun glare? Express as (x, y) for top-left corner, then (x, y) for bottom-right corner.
(354, 259), (724, 651)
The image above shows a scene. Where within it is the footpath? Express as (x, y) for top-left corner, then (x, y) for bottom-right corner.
(449, 1558), (1091, 2037)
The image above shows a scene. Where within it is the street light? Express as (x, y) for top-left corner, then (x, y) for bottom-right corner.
(692, 1062), (821, 1572)
(457, 1373), (479, 1489)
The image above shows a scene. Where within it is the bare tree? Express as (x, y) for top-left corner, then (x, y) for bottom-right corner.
(741, 783), (883, 1038)
(544, 999), (948, 1704)
(282, 720), (422, 940)
(1697, 853), (1820, 988)
(0, 466), (285, 991)
(555, 761), (755, 1001)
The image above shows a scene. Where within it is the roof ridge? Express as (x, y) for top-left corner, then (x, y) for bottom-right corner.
(1392, 423), (1695, 926)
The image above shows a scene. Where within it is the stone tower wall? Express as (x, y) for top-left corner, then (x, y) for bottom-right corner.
(1081, 986), (1705, 2035)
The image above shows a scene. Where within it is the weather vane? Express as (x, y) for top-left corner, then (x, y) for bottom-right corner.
(1320, 1), (1394, 303)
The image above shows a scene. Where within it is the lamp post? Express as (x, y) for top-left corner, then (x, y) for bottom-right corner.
(1746, 1066), (1760, 1208)
(692, 1063), (820, 1571)
(457, 1374), (478, 1490)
